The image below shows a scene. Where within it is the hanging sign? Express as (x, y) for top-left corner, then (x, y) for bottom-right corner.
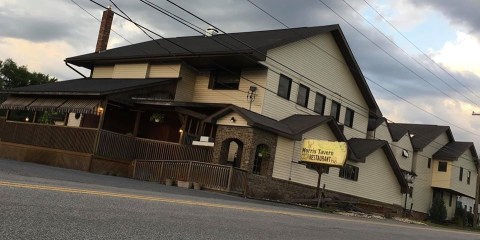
(300, 139), (348, 166)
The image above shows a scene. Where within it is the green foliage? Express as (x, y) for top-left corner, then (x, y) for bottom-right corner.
(454, 207), (467, 227)
(430, 196), (447, 223)
(0, 58), (57, 90)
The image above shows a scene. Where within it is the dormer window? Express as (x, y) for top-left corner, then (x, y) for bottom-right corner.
(402, 149), (409, 158)
(209, 69), (240, 89)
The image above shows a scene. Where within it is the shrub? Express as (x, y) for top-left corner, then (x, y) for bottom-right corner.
(430, 196), (447, 223)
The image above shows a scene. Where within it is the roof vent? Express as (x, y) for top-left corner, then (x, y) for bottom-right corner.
(205, 26), (219, 37)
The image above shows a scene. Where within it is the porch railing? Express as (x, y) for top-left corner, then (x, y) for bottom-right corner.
(133, 160), (248, 194)
(95, 130), (214, 162)
(0, 121), (97, 153)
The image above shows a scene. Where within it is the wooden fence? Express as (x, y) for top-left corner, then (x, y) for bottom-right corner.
(95, 130), (214, 162)
(0, 121), (97, 153)
(133, 160), (248, 195)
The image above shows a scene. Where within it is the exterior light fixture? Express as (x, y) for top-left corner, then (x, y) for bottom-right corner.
(230, 117), (236, 123)
(179, 129), (183, 133)
(25, 117), (30, 122)
(97, 107), (104, 115)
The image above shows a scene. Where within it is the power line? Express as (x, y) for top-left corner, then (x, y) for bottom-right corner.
(317, 0), (471, 109)
(362, 0), (480, 102)
(340, 0), (480, 109)
(137, 0), (478, 169)
(86, 1), (478, 172)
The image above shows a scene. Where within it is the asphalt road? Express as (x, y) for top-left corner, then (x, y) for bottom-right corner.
(0, 159), (479, 240)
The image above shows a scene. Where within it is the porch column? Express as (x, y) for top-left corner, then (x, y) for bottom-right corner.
(93, 100), (108, 154)
(132, 111), (142, 137)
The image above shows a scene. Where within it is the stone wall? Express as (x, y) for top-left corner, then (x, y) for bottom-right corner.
(247, 174), (410, 218)
(213, 125), (277, 175)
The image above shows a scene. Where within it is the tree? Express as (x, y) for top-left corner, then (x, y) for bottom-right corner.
(0, 58), (58, 116)
(0, 58), (57, 90)
(430, 196), (447, 223)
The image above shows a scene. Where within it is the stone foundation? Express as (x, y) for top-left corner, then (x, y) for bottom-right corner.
(247, 174), (407, 217)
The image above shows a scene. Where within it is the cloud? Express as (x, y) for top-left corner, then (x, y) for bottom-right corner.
(404, 0), (480, 38)
(431, 32), (480, 77)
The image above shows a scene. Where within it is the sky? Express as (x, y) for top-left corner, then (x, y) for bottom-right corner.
(2, 0), (480, 150)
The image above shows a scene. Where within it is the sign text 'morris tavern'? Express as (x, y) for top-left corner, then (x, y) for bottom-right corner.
(300, 139), (348, 167)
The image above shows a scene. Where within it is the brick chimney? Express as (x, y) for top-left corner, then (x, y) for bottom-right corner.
(95, 7), (114, 53)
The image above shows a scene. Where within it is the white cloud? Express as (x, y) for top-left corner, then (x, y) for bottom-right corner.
(0, 38), (89, 80)
(431, 32), (480, 77)
(373, 0), (430, 31)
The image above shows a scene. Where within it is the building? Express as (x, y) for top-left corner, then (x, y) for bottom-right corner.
(0, 8), (477, 220)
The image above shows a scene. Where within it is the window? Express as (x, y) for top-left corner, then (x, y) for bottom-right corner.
(296, 84), (309, 107)
(314, 93), (326, 114)
(402, 149), (409, 158)
(339, 164), (359, 181)
(208, 69), (240, 89)
(277, 75), (292, 99)
(344, 108), (354, 128)
(459, 167), (463, 181)
(330, 101), (341, 121)
(467, 171), (471, 185)
(427, 158), (431, 168)
(438, 161), (447, 172)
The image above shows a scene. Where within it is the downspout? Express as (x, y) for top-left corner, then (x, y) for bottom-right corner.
(65, 61), (88, 79)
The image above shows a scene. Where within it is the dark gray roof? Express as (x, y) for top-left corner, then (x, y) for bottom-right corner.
(2, 78), (173, 96)
(367, 117), (386, 131)
(388, 123), (409, 141)
(389, 123), (454, 151)
(67, 25), (340, 64)
(204, 105), (345, 141)
(432, 142), (478, 161)
(66, 25), (381, 117)
(348, 138), (387, 160)
(348, 138), (408, 193)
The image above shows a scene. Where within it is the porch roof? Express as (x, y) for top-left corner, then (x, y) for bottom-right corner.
(205, 105), (346, 141)
(432, 141), (478, 162)
(3, 78), (174, 96)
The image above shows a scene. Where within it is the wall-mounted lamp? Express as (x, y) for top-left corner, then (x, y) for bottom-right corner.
(25, 117), (30, 122)
(179, 129), (184, 133)
(97, 107), (104, 115)
(230, 117), (236, 123)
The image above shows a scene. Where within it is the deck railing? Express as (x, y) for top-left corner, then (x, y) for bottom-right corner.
(133, 160), (248, 195)
(135, 137), (213, 162)
(96, 130), (135, 160)
(0, 121), (97, 153)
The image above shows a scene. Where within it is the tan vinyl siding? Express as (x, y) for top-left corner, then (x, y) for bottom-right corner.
(92, 66), (114, 78)
(391, 134), (414, 172)
(373, 122), (392, 142)
(147, 63), (181, 78)
(175, 64), (197, 102)
(192, 69), (267, 113)
(112, 63), (148, 79)
(449, 150), (477, 198)
(261, 33), (369, 139)
(272, 123), (403, 205)
(216, 113), (249, 127)
(431, 160), (452, 189)
(411, 132), (451, 214)
(272, 124), (337, 179)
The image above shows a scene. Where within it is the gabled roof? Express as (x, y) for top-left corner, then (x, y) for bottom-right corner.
(204, 105), (346, 141)
(67, 25), (341, 64)
(388, 123), (454, 151)
(2, 78), (174, 96)
(432, 142), (478, 162)
(66, 25), (381, 117)
(367, 117), (386, 131)
(348, 138), (408, 193)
